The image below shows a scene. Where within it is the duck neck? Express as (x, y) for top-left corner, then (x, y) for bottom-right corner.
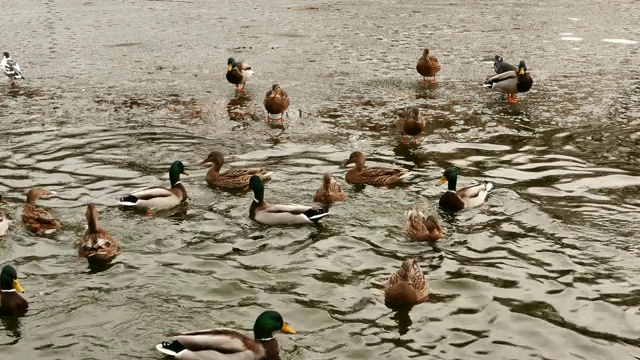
(87, 214), (99, 234)
(252, 186), (264, 204)
(169, 172), (181, 188)
(447, 177), (457, 191)
(354, 159), (365, 171)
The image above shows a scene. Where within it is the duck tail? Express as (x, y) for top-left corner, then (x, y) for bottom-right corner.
(483, 79), (494, 88)
(118, 195), (139, 206)
(156, 340), (185, 356)
(484, 181), (494, 192)
(304, 208), (329, 222)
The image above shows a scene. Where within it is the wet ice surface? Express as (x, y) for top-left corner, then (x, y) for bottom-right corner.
(1, 0), (640, 359)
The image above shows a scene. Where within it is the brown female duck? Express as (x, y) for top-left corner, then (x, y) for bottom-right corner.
(313, 172), (346, 204)
(0, 265), (28, 315)
(395, 106), (425, 143)
(405, 207), (444, 242)
(384, 258), (428, 310)
(22, 188), (62, 234)
(156, 310), (295, 360)
(78, 204), (120, 264)
(416, 48), (441, 84)
(198, 151), (272, 190)
(263, 84), (290, 122)
(342, 151), (410, 187)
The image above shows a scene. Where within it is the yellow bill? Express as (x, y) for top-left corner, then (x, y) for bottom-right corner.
(281, 323), (296, 334)
(519, 67), (525, 75)
(182, 170), (190, 176)
(13, 279), (25, 293)
(436, 176), (447, 186)
(227, 64), (233, 71)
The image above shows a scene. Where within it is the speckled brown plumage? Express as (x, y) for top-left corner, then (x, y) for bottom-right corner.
(416, 48), (441, 83)
(313, 172), (346, 204)
(78, 204), (120, 264)
(384, 258), (428, 310)
(395, 107), (426, 143)
(405, 208), (444, 242)
(342, 151), (408, 187)
(22, 188), (62, 235)
(264, 84), (290, 122)
(198, 151), (272, 190)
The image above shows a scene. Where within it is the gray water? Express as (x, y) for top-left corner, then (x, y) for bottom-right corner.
(1, 0), (640, 359)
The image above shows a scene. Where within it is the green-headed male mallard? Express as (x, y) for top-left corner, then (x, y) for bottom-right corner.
(395, 106), (425, 143)
(384, 258), (428, 310)
(313, 172), (346, 204)
(0, 265), (28, 315)
(78, 204), (120, 265)
(22, 188), (62, 235)
(493, 55), (517, 74)
(436, 167), (493, 212)
(405, 207), (444, 242)
(226, 57), (255, 92)
(118, 161), (189, 213)
(416, 48), (441, 84)
(198, 151), (272, 190)
(0, 195), (10, 236)
(156, 310), (295, 360)
(483, 60), (533, 103)
(342, 151), (410, 187)
(264, 84), (290, 123)
(247, 175), (329, 225)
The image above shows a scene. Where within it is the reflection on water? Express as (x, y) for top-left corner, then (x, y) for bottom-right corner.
(1, 0), (640, 359)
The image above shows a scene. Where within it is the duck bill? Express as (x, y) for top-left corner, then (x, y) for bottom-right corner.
(281, 323), (296, 334)
(0, 197), (6, 204)
(436, 176), (447, 186)
(182, 170), (190, 176)
(519, 67), (525, 75)
(244, 185), (250, 191)
(12, 279), (24, 293)
(196, 159), (208, 166)
(341, 160), (350, 168)
(227, 64), (233, 71)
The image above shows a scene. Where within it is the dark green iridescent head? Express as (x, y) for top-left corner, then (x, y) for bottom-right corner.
(518, 60), (527, 73)
(248, 175), (265, 202)
(253, 310), (295, 340)
(168, 161), (189, 187)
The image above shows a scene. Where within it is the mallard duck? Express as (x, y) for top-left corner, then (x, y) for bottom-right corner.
(226, 57), (254, 92)
(395, 107), (425, 143)
(416, 48), (441, 84)
(1, 52), (25, 86)
(78, 204), (120, 264)
(198, 151), (272, 190)
(483, 60), (533, 103)
(493, 55), (517, 74)
(342, 151), (410, 187)
(119, 161), (189, 212)
(384, 258), (428, 310)
(247, 175), (329, 225)
(156, 310), (295, 360)
(0, 265), (28, 315)
(22, 188), (62, 235)
(405, 207), (444, 242)
(313, 172), (346, 204)
(436, 167), (493, 212)
(264, 84), (290, 122)
(0, 195), (10, 236)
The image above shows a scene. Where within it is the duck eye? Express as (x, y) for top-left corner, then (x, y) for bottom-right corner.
(82, 244), (92, 251)
(104, 241), (111, 248)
